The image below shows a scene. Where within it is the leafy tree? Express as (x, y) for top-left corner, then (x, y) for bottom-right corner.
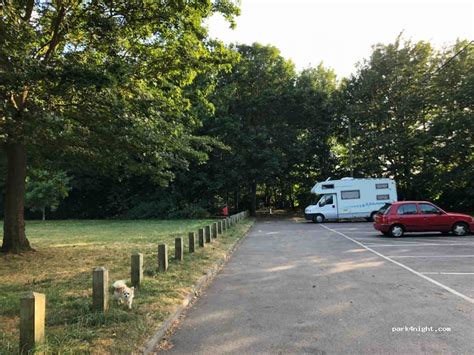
(26, 169), (70, 221)
(0, 0), (239, 253)
(287, 64), (337, 206)
(335, 37), (436, 199)
(335, 37), (473, 210)
(204, 43), (297, 215)
(421, 40), (474, 210)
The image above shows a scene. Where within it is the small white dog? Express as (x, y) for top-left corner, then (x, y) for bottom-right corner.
(112, 280), (135, 309)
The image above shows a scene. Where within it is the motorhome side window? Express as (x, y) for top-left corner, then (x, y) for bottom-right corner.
(322, 184), (334, 189)
(376, 183), (389, 189)
(341, 190), (360, 200)
(376, 194), (390, 200)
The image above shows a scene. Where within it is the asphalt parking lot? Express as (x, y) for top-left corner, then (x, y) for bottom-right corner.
(320, 221), (474, 304)
(160, 217), (474, 354)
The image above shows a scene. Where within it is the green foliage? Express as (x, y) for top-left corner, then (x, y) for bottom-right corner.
(43, 36), (473, 217)
(124, 194), (210, 219)
(201, 43), (300, 212)
(2, 15), (469, 221)
(201, 48), (338, 211)
(25, 169), (71, 219)
(336, 37), (435, 189)
(0, 0), (239, 182)
(0, 1), (240, 250)
(335, 37), (473, 209)
(288, 64), (337, 206)
(421, 40), (474, 210)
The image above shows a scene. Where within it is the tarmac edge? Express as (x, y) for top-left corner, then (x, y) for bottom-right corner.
(142, 219), (255, 354)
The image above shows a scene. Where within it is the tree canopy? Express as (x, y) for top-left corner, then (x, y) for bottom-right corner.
(1, 1), (472, 254)
(0, 0), (240, 252)
(335, 38), (473, 209)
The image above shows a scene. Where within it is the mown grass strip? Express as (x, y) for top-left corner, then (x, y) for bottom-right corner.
(0, 218), (254, 353)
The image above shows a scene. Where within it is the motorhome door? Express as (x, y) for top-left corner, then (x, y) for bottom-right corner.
(318, 194), (338, 219)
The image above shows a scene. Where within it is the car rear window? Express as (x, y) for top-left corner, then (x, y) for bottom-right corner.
(377, 203), (392, 215)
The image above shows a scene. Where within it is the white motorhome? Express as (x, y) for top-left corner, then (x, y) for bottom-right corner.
(304, 177), (397, 223)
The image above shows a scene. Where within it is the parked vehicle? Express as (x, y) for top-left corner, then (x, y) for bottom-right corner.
(373, 201), (474, 237)
(304, 177), (397, 223)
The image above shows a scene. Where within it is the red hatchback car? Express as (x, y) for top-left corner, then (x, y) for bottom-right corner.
(373, 201), (474, 237)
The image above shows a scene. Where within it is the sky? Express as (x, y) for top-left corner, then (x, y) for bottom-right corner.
(207, 0), (474, 78)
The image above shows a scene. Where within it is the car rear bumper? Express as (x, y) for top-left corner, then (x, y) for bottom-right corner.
(373, 222), (390, 232)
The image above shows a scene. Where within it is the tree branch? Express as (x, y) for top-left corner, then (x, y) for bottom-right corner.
(10, 87), (29, 112)
(22, 0), (35, 21)
(43, 1), (66, 61)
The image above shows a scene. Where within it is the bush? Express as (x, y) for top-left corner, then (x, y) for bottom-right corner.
(125, 198), (210, 219)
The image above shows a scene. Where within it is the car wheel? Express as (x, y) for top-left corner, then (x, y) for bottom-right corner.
(452, 222), (469, 236)
(389, 224), (404, 238)
(312, 214), (325, 223)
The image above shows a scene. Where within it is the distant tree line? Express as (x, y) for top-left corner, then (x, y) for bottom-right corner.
(31, 38), (474, 219)
(1, 2), (472, 252)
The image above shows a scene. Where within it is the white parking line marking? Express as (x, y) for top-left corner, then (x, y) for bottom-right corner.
(341, 232), (379, 234)
(330, 229), (374, 232)
(364, 241), (441, 244)
(404, 239), (474, 245)
(421, 272), (474, 275)
(320, 225), (474, 304)
(364, 243), (474, 247)
(388, 255), (474, 258)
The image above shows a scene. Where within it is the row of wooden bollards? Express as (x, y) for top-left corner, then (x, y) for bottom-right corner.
(18, 211), (249, 354)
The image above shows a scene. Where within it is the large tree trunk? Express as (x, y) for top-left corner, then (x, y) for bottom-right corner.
(250, 180), (257, 217)
(1, 143), (33, 253)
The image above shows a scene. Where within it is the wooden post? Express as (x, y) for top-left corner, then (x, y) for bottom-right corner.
(20, 292), (45, 354)
(92, 267), (109, 312)
(158, 244), (168, 272)
(212, 222), (218, 238)
(175, 237), (183, 261)
(218, 220), (223, 234)
(131, 253), (143, 288)
(222, 219), (227, 231)
(188, 232), (196, 253)
(198, 228), (205, 247)
(205, 225), (211, 243)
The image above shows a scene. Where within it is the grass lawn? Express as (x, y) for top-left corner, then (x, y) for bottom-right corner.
(0, 218), (254, 354)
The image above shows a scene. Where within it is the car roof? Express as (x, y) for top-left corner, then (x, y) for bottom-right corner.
(391, 201), (433, 205)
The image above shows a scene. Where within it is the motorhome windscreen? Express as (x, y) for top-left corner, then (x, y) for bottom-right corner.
(318, 195), (333, 206)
